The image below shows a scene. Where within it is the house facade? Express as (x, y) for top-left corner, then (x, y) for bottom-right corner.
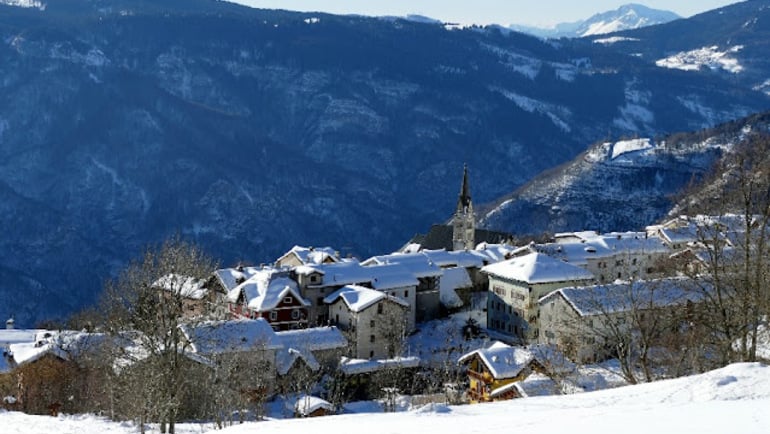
(325, 285), (410, 360)
(538, 279), (706, 362)
(482, 252), (595, 342)
(226, 270), (311, 331)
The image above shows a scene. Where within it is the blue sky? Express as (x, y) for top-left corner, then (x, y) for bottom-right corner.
(230, 1), (742, 27)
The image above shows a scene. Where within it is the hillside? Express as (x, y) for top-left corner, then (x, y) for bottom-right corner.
(0, 363), (768, 433)
(0, 0), (769, 324)
(481, 112), (770, 235)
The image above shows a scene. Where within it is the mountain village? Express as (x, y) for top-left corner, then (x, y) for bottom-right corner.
(1, 165), (765, 422)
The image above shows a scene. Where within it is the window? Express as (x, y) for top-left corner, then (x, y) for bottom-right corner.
(283, 296), (293, 304)
(370, 320), (375, 328)
(269, 311), (277, 321)
(370, 350), (374, 358)
(404, 290), (409, 298)
(291, 309), (301, 320)
(377, 304), (383, 314)
(370, 334), (376, 343)
(310, 275), (320, 284)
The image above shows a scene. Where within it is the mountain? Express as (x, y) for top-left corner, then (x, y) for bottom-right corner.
(480, 112), (770, 236)
(585, 0), (770, 96)
(0, 0), (768, 325)
(510, 4), (681, 39)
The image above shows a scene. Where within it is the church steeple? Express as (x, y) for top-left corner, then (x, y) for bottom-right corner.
(452, 164), (475, 251)
(458, 164), (471, 209)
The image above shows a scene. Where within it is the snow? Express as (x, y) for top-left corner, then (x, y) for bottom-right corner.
(214, 266), (262, 292)
(439, 267), (470, 308)
(0, 0), (44, 10)
(544, 278), (707, 317)
(294, 395), (332, 416)
(593, 36), (640, 45)
(1, 363), (769, 433)
(339, 356), (420, 375)
(363, 252), (443, 278)
(324, 285), (408, 313)
(279, 245), (339, 266)
(227, 271), (310, 312)
(610, 138), (653, 159)
(482, 252), (595, 284)
(656, 46), (744, 74)
(153, 274), (208, 300)
(179, 319), (281, 355)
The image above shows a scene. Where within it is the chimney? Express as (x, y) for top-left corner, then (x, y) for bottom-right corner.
(6, 316), (14, 330)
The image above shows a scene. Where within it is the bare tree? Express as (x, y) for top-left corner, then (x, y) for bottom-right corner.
(98, 237), (217, 434)
(674, 134), (770, 364)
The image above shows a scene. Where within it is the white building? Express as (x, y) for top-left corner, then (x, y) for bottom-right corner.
(482, 252), (595, 342)
(324, 285), (410, 360)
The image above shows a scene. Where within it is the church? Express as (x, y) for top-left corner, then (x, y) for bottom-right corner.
(406, 165), (513, 252)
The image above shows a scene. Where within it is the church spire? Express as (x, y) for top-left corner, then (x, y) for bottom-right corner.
(459, 164), (471, 209)
(453, 164), (475, 251)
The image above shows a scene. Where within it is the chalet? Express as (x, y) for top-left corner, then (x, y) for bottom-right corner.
(276, 245), (340, 268)
(324, 285), (410, 360)
(538, 278), (706, 362)
(482, 252), (595, 342)
(457, 341), (547, 403)
(225, 269), (311, 330)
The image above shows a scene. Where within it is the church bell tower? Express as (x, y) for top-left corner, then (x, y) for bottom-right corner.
(452, 165), (475, 251)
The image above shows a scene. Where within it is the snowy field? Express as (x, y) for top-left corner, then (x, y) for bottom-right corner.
(2, 363), (769, 433)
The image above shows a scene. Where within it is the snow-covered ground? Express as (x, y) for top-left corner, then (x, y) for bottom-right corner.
(656, 46), (744, 74)
(2, 363), (768, 433)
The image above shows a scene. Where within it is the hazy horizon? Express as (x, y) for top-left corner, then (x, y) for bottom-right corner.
(228, 1), (744, 27)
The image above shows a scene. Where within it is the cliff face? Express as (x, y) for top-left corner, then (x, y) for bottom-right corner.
(0, 0), (768, 324)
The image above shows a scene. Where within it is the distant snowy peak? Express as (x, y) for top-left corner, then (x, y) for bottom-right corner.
(578, 3), (681, 37)
(0, 0), (45, 10)
(511, 3), (680, 39)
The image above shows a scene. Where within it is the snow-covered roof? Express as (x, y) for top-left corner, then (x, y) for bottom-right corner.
(439, 267), (471, 308)
(295, 395), (333, 416)
(228, 270), (311, 311)
(422, 249), (486, 269)
(369, 264), (420, 290)
(278, 245), (339, 266)
(296, 261), (420, 291)
(512, 373), (561, 398)
(179, 319), (281, 355)
(276, 347), (320, 375)
(275, 327), (347, 352)
(473, 243), (516, 263)
(362, 252), (443, 278)
(299, 262), (375, 287)
(324, 285), (409, 313)
(482, 252), (594, 284)
(0, 329), (45, 347)
(154, 274), (208, 300)
(214, 266), (262, 292)
(339, 356), (420, 375)
(541, 278), (707, 317)
(537, 232), (669, 266)
(458, 341), (536, 380)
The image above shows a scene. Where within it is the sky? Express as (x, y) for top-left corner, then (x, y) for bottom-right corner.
(230, 1), (743, 27)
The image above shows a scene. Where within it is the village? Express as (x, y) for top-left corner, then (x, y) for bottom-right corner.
(0, 167), (766, 423)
